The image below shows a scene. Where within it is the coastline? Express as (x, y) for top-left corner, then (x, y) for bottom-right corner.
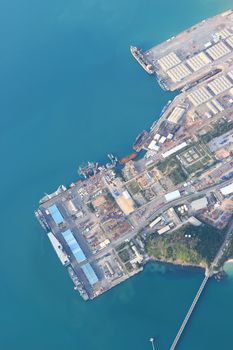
(148, 257), (207, 274)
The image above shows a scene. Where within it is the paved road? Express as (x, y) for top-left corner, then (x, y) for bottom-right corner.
(90, 178), (233, 263)
(210, 218), (233, 274)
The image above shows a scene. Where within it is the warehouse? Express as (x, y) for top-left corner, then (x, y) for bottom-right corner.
(149, 216), (162, 228)
(81, 263), (99, 286)
(211, 98), (224, 112)
(167, 106), (186, 124)
(206, 41), (231, 61)
(191, 197), (208, 211)
(227, 69), (233, 81)
(217, 28), (231, 39)
(62, 229), (87, 263)
(167, 62), (191, 82)
(162, 142), (187, 158)
(157, 52), (181, 71)
(186, 52), (211, 72)
(206, 101), (218, 115)
(208, 75), (232, 95)
(157, 225), (171, 235)
(48, 204), (64, 225)
(148, 140), (160, 151)
(188, 86), (212, 106)
(220, 183), (233, 196)
(165, 190), (181, 202)
(226, 35), (233, 48)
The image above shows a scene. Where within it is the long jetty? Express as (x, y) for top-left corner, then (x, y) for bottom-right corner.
(169, 274), (209, 350)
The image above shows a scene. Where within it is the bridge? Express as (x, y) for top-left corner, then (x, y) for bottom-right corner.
(169, 274), (209, 350)
(169, 219), (233, 350)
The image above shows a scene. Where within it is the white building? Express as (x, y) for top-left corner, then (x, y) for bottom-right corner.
(220, 183), (233, 196)
(165, 190), (181, 202)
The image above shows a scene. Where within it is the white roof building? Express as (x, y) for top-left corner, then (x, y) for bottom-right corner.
(165, 190), (181, 202)
(148, 140), (160, 151)
(167, 106), (185, 124)
(162, 142), (187, 158)
(220, 183), (233, 196)
(157, 225), (171, 235)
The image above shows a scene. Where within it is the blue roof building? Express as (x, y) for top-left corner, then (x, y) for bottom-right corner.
(62, 229), (86, 263)
(81, 263), (98, 285)
(48, 204), (64, 225)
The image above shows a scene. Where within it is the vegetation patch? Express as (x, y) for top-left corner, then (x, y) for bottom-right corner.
(157, 157), (187, 185)
(146, 224), (225, 267)
(127, 180), (141, 195)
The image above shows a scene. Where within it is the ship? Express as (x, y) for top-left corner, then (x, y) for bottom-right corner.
(133, 130), (149, 152)
(130, 46), (154, 74)
(119, 153), (137, 164)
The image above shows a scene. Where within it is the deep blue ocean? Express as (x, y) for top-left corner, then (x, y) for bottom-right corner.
(1, 0), (233, 349)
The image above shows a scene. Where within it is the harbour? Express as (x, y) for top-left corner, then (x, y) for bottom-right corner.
(2, 1), (233, 349)
(36, 9), (233, 306)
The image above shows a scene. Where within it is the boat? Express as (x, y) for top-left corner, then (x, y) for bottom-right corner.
(119, 153), (137, 164)
(130, 46), (154, 74)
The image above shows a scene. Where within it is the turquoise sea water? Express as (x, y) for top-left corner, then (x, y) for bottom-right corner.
(1, 0), (233, 349)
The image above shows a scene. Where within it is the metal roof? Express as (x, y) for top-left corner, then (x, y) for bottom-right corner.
(165, 190), (181, 202)
(220, 183), (233, 196)
(191, 197), (208, 211)
(62, 229), (86, 263)
(81, 263), (98, 285)
(48, 204), (64, 225)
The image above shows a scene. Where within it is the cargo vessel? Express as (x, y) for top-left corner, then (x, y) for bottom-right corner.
(130, 46), (154, 74)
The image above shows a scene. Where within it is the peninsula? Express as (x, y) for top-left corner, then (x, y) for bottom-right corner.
(36, 9), (233, 302)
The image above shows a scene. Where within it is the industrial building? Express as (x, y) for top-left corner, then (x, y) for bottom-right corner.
(208, 131), (233, 152)
(162, 142), (187, 158)
(149, 216), (162, 228)
(81, 263), (98, 286)
(165, 190), (181, 202)
(157, 52), (181, 71)
(167, 62), (191, 82)
(187, 86), (212, 106)
(167, 106), (186, 124)
(227, 69), (233, 81)
(157, 225), (171, 235)
(62, 229), (87, 263)
(188, 217), (202, 226)
(148, 140), (160, 151)
(207, 75), (232, 95)
(217, 28), (231, 39)
(220, 183), (233, 196)
(48, 204), (64, 225)
(206, 41), (231, 61)
(205, 98), (224, 116)
(226, 35), (233, 48)
(186, 52), (211, 72)
(191, 197), (208, 211)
